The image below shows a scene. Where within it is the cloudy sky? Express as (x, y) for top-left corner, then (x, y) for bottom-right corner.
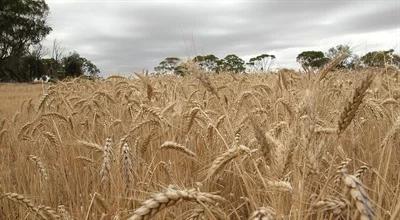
(43, 0), (400, 74)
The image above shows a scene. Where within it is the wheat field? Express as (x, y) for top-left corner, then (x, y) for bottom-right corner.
(1, 67), (400, 220)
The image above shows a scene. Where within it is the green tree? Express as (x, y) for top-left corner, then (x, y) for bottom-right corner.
(247, 54), (276, 72)
(63, 53), (83, 78)
(361, 49), (400, 68)
(62, 52), (100, 79)
(193, 54), (219, 72)
(154, 57), (180, 74)
(82, 58), (100, 77)
(219, 54), (245, 73)
(0, 54), (45, 82)
(174, 63), (189, 76)
(0, 0), (52, 81)
(296, 51), (329, 71)
(22, 54), (45, 80)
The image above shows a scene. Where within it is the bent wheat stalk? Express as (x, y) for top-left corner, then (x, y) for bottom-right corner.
(127, 186), (224, 220)
(206, 145), (251, 180)
(1, 193), (48, 219)
(160, 141), (197, 158)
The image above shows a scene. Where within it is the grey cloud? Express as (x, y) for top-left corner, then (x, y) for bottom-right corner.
(44, 0), (400, 74)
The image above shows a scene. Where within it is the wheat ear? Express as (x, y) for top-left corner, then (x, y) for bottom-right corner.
(312, 197), (349, 216)
(195, 73), (220, 99)
(37, 205), (61, 219)
(28, 155), (49, 181)
(266, 180), (293, 192)
(250, 118), (272, 164)
(57, 205), (72, 220)
(160, 141), (197, 158)
(100, 138), (113, 191)
(248, 206), (276, 220)
(77, 140), (103, 152)
(1, 193), (48, 219)
(337, 73), (375, 135)
(127, 186), (224, 220)
(319, 53), (349, 81)
(121, 142), (134, 192)
(207, 145), (251, 180)
(354, 165), (369, 179)
(341, 170), (375, 220)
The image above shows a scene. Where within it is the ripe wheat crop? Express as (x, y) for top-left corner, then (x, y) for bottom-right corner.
(1, 66), (400, 219)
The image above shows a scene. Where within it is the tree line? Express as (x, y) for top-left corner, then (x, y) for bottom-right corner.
(154, 45), (400, 76)
(0, 0), (99, 82)
(1, 1), (399, 82)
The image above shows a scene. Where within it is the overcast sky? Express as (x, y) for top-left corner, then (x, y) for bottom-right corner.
(43, 0), (400, 74)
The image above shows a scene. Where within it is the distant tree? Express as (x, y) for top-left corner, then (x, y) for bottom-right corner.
(62, 52), (100, 79)
(193, 54), (219, 72)
(25, 44), (48, 80)
(82, 58), (100, 77)
(361, 49), (400, 68)
(347, 54), (362, 70)
(0, 45), (48, 82)
(51, 39), (65, 63)
(174, 62), (190, 76)
(154, 57), (180, 74)
(0, 0), (52, 82)
(326, 45), (351, 59)
(219, 54), (245, 73)
(42, 58), (61, 79)
(63, 53), (83, 77)
(0, 54), (44, 82)
(326, 45), (360, 69)
(296, 51), (330, 71)
(22, 54), (45, 81)
(247, 54), (276, 72)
